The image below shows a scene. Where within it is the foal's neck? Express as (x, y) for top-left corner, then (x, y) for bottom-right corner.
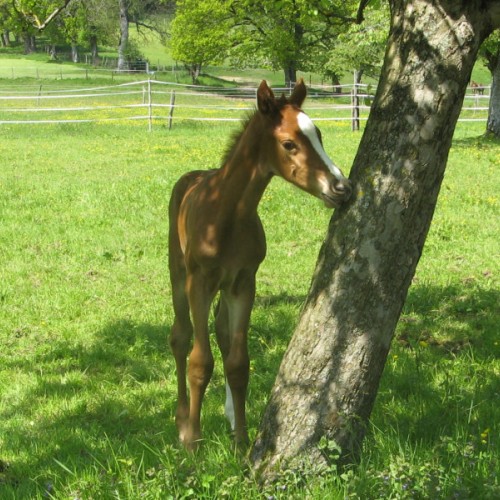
(217, 114), (273, 219)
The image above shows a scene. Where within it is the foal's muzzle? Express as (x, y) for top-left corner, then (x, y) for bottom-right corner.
(322, 178), (352, 208)
(333, 179), (352, 200)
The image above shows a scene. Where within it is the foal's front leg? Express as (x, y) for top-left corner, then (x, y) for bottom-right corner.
(184, 270), (217, 449)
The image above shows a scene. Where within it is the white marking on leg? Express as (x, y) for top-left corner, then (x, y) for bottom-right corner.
(225, 380), (235, 431)
(297, 112), (345, 180)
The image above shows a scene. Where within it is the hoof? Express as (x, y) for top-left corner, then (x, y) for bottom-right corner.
(233, 431), (250, 452)
(179, 426), (202, 452)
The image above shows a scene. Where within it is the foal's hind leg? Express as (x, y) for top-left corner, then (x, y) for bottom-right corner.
(218, 271), (255, 447)
(215, 293), (235, 431)
(169, 269), (193, 444)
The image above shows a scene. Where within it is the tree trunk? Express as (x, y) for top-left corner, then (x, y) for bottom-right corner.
(49, 45), (57, 61)
(117, 0), (129, 71)
(354, 68), (363, 85)
(71, 42), (78, 63)
(486, 50), (500, 137)
(331, 73), (342, 95)
(251, 0), (498, 481)
(22, 32), (36, 54)
(187, 63), (201, 84)
(1, 31), (10, 47)
(284, 65), (297, 89)
(90, 34), (99, 65)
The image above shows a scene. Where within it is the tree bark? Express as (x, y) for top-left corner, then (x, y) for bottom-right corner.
(22, 32), (36, 54)
(71, 42), (78, 63)
(117, 0), (129, 71)
(486, 49), (500, 137)
(89, 34), (99, 65)
(284, 65), (297, 88)
(1, 31), (10, 47)
(283, 18), (303, 88)
(331, 73), (342, 95)
(251, 0), (499, 481)
(185, 63), (202, 84)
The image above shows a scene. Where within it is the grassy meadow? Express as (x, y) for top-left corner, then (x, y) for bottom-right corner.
(0, 112), (498, 498)
(0, 43), (499, 498)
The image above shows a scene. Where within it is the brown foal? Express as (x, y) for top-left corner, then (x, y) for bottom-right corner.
(168, 79), (352, 450)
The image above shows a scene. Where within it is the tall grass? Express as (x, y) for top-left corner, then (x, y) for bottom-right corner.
(0, 113), (498, 498)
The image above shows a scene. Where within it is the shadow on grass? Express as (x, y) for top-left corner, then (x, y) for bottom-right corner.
(0, 321), (175, 490)
(398, 280), (499, 351)
(452, 132), (500, 150)
(0, 293), (301, 494)
(1, 282), (498, 493)
(376, 280), (499, 444)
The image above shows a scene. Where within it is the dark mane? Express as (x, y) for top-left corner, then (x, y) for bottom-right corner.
(220, 110), (256, 168)
(220, 93), (289, 168)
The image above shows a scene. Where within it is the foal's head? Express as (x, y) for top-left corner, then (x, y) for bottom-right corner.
(257, 79), (352, 208)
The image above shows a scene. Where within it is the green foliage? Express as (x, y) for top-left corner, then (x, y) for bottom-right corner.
(231, 0), (359, 74)
(168, 0), (361, 80)
(68, 0), (119, 49)
(169, 0), (232, 68)
(481, 30), (500, 59)
(325, 2), (389, 81)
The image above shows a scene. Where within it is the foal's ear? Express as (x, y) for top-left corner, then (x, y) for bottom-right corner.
(289, 78), (307, 107)
(257, 80), (278, 115)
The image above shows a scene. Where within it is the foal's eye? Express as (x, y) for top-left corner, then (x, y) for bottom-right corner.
(282, 140), (296, 152)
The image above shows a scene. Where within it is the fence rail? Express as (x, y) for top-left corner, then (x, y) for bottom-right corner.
(0, 79), (491, 130)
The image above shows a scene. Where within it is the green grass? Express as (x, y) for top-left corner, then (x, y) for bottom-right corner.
(0, 114), (498, 498)
(0, 39), (498, 496)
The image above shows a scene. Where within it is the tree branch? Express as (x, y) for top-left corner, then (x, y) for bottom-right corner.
(356, 0), (372, 24)
(39, 0), (73, 30)
(132, 19), (166, 38)
(12, 0), (74, 31)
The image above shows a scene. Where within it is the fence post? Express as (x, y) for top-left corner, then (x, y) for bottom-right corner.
(351, 72), (360, 132)
(168, 90), (176, 130)
(147, 79), (153, 132)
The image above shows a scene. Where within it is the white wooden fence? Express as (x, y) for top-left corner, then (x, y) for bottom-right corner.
(0, 79), (491, 130)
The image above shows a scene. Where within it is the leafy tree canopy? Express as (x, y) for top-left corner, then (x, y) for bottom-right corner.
(169, 0), (363, 84)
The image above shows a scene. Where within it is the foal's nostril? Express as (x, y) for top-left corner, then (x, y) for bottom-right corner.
(334, 179), (352, 199)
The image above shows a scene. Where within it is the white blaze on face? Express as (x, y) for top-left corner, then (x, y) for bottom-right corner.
(297, 112), (345, 181)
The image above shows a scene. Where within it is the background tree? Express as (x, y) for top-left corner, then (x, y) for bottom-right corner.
(481, 31), (500, 137)
(228, 0), (358, 86)
(3, 0), (79, 53)
(168, 0), (359, 86)
(324, 2), (389, 88)
(250, 0), (500, 480)
(117, 0), (171, 70)
(169, 0), (232, 83)
(59, 6), (82, 62)
(0, 0), (13, 46)
(55, 0), (115, 63)
(70, 0), (118, 64)
(117, 0), (129, 70)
